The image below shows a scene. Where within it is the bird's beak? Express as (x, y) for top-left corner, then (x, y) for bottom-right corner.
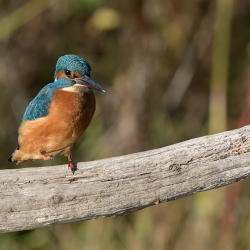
(74, 75), (105, 92)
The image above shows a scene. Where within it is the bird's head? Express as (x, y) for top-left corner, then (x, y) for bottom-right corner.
(54, 54), (105, 92)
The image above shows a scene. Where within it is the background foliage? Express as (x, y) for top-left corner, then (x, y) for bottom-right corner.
(1, 0), (250, 249)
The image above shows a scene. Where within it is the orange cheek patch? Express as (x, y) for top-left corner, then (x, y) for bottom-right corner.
(56, 71), (67, 79)
(56, 71), (81, 80)
(73, 72), (81, 78)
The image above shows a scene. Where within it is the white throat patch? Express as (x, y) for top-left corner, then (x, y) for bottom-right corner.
(62, 84), (89, 93)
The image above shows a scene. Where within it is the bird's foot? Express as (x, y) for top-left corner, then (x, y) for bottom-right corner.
(67, 153), (77, 174)
(39, 151), (54, 160)
(68, 161), (77, 174)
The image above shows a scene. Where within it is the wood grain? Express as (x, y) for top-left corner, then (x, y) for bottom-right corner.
(2, 125), (250, 233)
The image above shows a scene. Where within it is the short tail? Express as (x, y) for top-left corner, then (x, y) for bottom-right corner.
(8, 155), (13, 162)
(8, 145), (19, 162)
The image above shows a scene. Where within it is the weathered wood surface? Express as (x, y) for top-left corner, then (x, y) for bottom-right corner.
(2, 125), (250, 233)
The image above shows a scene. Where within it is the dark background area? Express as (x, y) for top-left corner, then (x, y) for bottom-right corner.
(1, 0), (250, 249)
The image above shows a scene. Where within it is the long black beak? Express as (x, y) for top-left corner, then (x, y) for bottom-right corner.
(74, 75), (105, 92)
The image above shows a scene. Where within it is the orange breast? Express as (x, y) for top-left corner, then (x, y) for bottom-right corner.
(17, 88), (96, 159)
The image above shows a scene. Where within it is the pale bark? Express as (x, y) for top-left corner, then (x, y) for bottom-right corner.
(1, 125), (250, 233)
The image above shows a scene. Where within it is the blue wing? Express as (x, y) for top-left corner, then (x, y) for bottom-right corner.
(8, 83), (55, 161)
(22, 78), (74, 121)
(22, 82), (55, 121)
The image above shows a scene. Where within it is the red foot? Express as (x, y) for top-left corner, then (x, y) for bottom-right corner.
(68, 161), (77, 174)
(67, 154), (77, 174)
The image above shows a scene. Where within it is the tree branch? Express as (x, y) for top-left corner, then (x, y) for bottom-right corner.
(1, 126), (250, 233)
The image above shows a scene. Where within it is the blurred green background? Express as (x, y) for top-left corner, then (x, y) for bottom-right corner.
(1, 0), (250, 249)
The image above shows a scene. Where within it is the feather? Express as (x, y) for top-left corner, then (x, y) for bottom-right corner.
(22, 78), (74, 121)
(22, 84), (54, 121)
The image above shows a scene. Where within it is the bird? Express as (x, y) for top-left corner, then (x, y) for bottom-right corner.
(8, 54), (105, 174)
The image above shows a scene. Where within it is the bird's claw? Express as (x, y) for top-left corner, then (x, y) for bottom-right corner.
(68, 160), (77, 174)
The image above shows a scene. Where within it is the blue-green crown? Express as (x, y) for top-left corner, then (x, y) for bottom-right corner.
(54, 54), (91, 78)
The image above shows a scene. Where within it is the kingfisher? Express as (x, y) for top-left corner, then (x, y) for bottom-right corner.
(8, 54), (105, 174)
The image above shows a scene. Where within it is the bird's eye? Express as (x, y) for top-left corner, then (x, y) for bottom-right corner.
(64, 69), (71, 76)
